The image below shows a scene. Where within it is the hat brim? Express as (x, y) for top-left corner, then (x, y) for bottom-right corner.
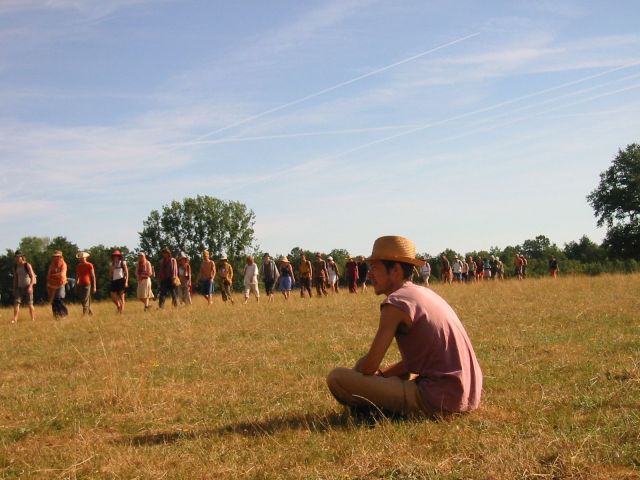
(367, 254), (425, 267)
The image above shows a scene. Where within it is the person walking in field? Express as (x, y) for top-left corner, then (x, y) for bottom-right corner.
(515, 254), (525, 280)
(109, 250), (128, 314)
(475, 256), (484, 280)
(261, 253), (279, 301)
(278, 256), (295, 300)
(75, 251), (96, 316)
(158, 248), (179, 308)
(313, 253), (329, 297)
(326, 256), (340, 293)
(218, 255), (234, 304)
(299, 253), (313, 298)
(136, 251), (154, 311)
(467, 255), (476, 282)
(357, 256), (369, 293)
(12, 251), (36, 323)
(198, 250), (216, 305)
(440, 254), (452, 284)
(549, 257), (559, 278)
(243, 256), (260, 304)
(47, 250), (68, 318)
(177, 252), (192, 305)
(419, 257), (431, 286)
(326, 235), (482, 418)
(482, 256), (492, 280)
(345, 257), (359, 293)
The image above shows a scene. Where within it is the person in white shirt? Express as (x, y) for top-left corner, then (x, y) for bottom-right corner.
(419, 258), (431, 286)
(243, 256), (260, 304)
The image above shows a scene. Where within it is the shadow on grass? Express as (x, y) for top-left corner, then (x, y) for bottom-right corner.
(119, 409), (418, 447)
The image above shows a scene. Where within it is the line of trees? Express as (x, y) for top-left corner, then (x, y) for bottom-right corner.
(2, 140), (640, 308)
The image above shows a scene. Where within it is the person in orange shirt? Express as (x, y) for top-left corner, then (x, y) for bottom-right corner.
(299, 253), (313, 298)
(47, 250), (68, 318)
(75, 252), (96, 316)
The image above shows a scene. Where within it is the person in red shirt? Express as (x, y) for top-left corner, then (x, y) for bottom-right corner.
(75, 251), (96, 316)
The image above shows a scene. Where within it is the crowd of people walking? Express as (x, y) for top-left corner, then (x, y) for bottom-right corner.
(9, 248), (560, 322)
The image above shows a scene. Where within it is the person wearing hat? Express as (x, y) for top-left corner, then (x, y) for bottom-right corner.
(326, 256), (340, 294)
(326, 235), (483, 418)
(158, 248), (179, 308)
(260, 253), (279, 302)
(136, 251), (155, 311)
(47, 250), (68, 318)
(12, 251), (36, 323)
(419, 256), (431, 286)
(278, 256), (295, 300)
(108, 250), (129, 314)
(197, 250), (216, 305)
(177, 252), (192, 305)
(75, 252), (96, 316)
(217, 255), (234, 304)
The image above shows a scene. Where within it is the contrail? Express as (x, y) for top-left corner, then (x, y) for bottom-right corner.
(170, 70), (640, 147)
(311, 60), (640, 163)
(176, 32), (481, 146)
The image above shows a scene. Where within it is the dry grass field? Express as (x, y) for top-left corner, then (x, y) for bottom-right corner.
(1, 275), (639, 479)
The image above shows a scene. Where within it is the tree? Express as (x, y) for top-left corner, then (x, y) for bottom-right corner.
(587, 143), (640, 259)
(563, 235), (606, 263)
(139, 196), (256, 262)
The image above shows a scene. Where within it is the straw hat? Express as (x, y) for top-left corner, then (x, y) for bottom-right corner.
(76, 251), (90, 259)
(280, 256), (290, 264)
(219, 255), (228, 261)
(14, 250), (24, 258)
(367, 236), (425, 267)
(52, 250), (63, 257)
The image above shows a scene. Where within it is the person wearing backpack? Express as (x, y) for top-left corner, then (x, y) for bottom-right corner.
(12, 251), (36, 323)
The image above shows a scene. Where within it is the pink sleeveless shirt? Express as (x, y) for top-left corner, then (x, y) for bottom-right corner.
(382, 282), (482, 413)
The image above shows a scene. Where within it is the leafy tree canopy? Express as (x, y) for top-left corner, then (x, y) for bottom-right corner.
(587, 143), (640, 259)
(139, 196), (256, 263)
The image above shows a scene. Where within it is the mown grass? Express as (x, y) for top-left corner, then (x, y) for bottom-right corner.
(0, 276), (638, 479)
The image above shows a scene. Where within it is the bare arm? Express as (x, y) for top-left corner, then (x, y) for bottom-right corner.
(354, 304), (410, 375)
(91, 268), (97, 293)
(123, 261), (129, 287)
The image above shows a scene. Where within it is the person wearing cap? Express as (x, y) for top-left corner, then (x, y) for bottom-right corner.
(326, 235), (483, 418)
(313, 253), (329, 297)
(12, 251), (36, 323)
(177, 252), (192, 305)
(217, 255), (234, 304)
(197, 250), (216, 305)
(158, 248), (179, 308)
(109, 250), (129, 314)
(136, 251), (154, 311)
(47, 250), (68, 318)
(278, 256), (295, 300)
(326, 256), (340, 294)
(242, 256), (260, 304)
(261, 253), (279, 301)
(75, 252), (96, 316)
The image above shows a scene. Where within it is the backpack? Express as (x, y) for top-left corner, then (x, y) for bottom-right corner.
(14, 263), (37, 285)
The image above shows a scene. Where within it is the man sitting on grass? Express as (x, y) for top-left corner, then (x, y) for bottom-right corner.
(327, 235), (483, 418)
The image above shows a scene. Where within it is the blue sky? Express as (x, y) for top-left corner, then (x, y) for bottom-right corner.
(1, 0), (639, 257)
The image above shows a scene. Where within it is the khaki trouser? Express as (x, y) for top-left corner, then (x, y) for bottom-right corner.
(326, 367), (433, 417)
